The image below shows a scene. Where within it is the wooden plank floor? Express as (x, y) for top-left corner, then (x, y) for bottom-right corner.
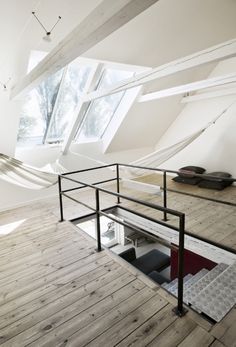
(0, 198), (235, 346)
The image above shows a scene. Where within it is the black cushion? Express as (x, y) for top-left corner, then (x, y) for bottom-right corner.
(178, 166), (205, 178)
(119, 247), (136, 262)
(148, 271), (170, 285)
(198, 171), (233, 190)
(173, 175), (202, 185)
(198, 180), (228, 190)
(200, 171), (232, 182)
(131, 249), (170, 274)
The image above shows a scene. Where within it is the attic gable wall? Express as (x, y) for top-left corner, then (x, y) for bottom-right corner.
(155, 57), (236, 177)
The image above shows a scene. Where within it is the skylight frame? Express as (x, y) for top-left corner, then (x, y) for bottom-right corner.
(44, 60), (96, 144)
(44, 66), (68, 144)
(74, 68), (106, 141)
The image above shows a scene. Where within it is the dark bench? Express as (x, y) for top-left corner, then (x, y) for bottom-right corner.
(119, 247), (170, 275)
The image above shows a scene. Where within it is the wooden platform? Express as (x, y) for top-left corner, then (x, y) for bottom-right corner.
(0, 198), (235, 346)
(136, 173), (236, 205)
(121, 173), (236, 252)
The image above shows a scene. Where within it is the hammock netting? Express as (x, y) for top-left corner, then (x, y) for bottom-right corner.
(0, 153), (58, 190)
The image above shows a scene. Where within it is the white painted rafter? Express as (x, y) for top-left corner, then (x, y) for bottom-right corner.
(138, 72), (236, 102)
(11, 0), (159, 99)
(181, 84), (236, 103)
(84, 38), (236, 102)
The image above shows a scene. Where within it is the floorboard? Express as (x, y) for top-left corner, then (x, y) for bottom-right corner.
(0, 189), (235, 346)
(146, 315), (196, 346)
(211, 307), (236, 347)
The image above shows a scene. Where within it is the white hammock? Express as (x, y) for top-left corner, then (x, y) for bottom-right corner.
(1, 100), (234, 190)
(0, 126), (220, 190)
(0, 153), (59, 190)
(128, 128), (204, 176)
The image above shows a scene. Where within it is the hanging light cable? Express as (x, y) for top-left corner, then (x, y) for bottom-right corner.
(32, 11), (62, 41)
(0, 0), (42, 79)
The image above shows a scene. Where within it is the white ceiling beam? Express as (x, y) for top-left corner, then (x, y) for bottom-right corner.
(181, 84), (236, 103)
(84, 37), (236, 102)
(11, 0), (159, 99)
(138, 72), (236, 102)
(61, 63), (104, 154)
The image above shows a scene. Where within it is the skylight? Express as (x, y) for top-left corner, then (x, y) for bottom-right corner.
(17, 52), (143, 149)
(17, 69), (63, 145)
(46, 62), (93, 144)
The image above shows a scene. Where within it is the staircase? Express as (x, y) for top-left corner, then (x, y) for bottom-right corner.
(162, 262), (236, 322)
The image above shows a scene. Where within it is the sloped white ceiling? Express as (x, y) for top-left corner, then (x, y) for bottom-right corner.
(1, 0), (236, 155)
(85, 0), (236, 67)
(2, 0), (236, 82)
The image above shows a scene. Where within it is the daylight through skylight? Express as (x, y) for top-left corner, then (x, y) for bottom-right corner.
(17, 52), (144, 148)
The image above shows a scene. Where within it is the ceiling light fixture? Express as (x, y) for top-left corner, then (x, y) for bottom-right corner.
(32, 11), (62, 41)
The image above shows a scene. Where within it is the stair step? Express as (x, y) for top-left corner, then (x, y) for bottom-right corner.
(170, 269), (209, 297)
(168, 274), (193, 294)
(162, 278), (178, 290)
(184, 268), (209, 293)
(184, 263), (228, 304)
(191, 262), (236, 322)
(161, 282), (170, 289)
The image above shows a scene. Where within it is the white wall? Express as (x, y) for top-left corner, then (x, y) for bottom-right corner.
(156, 57), (236, 177)
(16, 145), (61, 167)
(70, 141), (153, 165)
(0, 94), (21, 156)
(0, 180), (57, 212)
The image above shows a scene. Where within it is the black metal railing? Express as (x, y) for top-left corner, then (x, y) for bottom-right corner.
(58, 163), (188, 317)
(117, 163), (236, 254)
(58, 162), (236, 317)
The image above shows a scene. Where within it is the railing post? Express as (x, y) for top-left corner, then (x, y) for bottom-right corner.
(163, 171), (168, 221)
(116, 164), (120, 204)
(173, 214), (187, 317)
(95, 189), (102, 252)
(58, 175), (64, 222)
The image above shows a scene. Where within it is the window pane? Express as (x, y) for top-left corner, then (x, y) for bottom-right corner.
(76, 69), (133, 142)
(46, 62), (93, 143)
(17, 69), (63, 146)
